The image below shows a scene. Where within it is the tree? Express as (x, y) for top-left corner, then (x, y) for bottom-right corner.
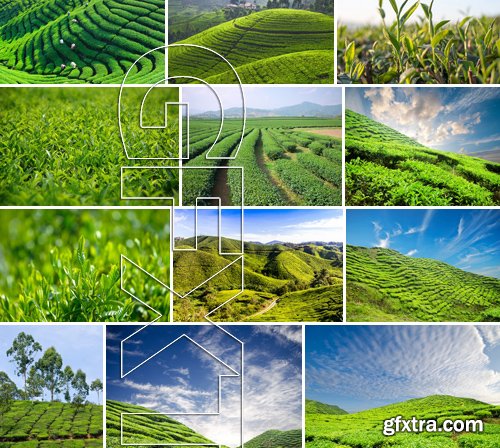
(26, 366), (44, 402)
(36, 347), (64, 401)
(71, 369), (89, 407)
(90, 379), (103, 404)
(0, 371), (18, 424)
(62, 366), (74, 403)
(6, 332), (42, 397)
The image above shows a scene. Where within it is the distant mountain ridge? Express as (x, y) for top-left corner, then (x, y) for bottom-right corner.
(192, 101), (342, 118)
(306, 399), (348, 415)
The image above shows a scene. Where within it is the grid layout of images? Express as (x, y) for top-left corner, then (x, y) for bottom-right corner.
(0, 0), (499, 448)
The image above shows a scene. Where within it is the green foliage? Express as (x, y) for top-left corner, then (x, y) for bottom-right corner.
(35, 348), (64, 403)
(239, 429), (302, 448)
(338, 3), (500, 84)
(345, 110), (500, 205)
(169, 9), (334, 83)
(0, 209), (170, 322)
(306, 399), (348, 415)
(346, 245), (500, 322)
(0, 0), (165, 83)
(71, 370), (89, 407)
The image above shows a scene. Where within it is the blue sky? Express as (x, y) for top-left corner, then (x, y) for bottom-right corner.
(339, 0), (499, 25)
(107, 324), (302, 447)
(347, 209), (500, 278)
(174, 208), (344, 244)
(183, 86), (342, 114)
(346, 87), (500, 155)
(306, 325), (500, 413)
(0, 325), (103, 402)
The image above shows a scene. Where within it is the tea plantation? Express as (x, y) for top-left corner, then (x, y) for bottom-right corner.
(239, 429), (302, 448)
(345, 110), (500, 206)
(0, 400), (102, 447)
(306, 395), (500, 447)
(347, 245), (500, 322)
(0, 0), (165, 83)
(168, 9), (334, 84)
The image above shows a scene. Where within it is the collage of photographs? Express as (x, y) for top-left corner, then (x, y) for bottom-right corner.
(0, 0), (499, 447)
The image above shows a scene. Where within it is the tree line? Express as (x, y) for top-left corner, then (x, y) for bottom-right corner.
(0, 332), (102, 410)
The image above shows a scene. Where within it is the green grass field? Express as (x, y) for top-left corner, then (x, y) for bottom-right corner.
(0, 400), (102, 447)
(346, 245), (500, 322)
(0, 87), (179, 206)
(168, 9), (334, 84)
(0, 209), (170, 322)
(306, 399), (348, 416)
(306, 395), (500, 447)
(173, 236), (343, 322)
(184, 117), (342, 206)
(240, 429), (302, 448)
(0, 0), (165, 83)
(345, 110), (500, 205)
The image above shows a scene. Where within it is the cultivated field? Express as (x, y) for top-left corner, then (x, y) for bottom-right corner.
(345, 110), (500, 205)
(306, 395), (500, 447)
(183, 117), (342, 206)
(347, 245), (500, 322)
(0, 0), (165, 83)
(168, 9), (334, 84)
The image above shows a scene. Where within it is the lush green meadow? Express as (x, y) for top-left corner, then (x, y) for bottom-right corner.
(0, 400), (102, 447)
(346, 245), (500, 322)
(241, 429), (302, 448)
(184, 117), (342, 206)
(0, 209), (170, 322)
(345, 110), (500, 205)
(306, 395), (500, 447)
(338, 1), (499, 84)
(168, 9), (334, 84)
(173, 237), (343, 322)
(0, 88), (179, 206)
(0, 0), (165, 83)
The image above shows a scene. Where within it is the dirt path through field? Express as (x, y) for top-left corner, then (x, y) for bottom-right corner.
(251, 299), (278, 318)
(211, 159), (231, 205)
(295, 128), (342, 137)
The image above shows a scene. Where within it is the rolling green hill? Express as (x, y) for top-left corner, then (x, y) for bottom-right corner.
(0, 0), (165, 83)
(345, 110), (500, 206)
(173, 236), (343, 322)
(306, 399), (348, 415)
(306, 395), (500, 448)
(0, 400), (102, 446)
(168, 9), (334, 84)
(239, 429), (302, 448)
(347, 245), (500, 322)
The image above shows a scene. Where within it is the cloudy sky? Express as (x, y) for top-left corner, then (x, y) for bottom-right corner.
(0, 325), (103, 402)
(346, 87), (500, 154)
(339, 0), (499, 25)
(107, 324), (302, 447)
(347, 209), (500, 278)
(306, 325), (500, 413)
(174, 208), (344, 244)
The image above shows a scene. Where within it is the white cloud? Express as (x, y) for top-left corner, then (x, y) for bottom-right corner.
(406, 249), (418, 257)
(405, 210), (434, 235)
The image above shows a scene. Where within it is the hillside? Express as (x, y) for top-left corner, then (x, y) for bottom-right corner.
(306, 395), (500, 447)
(173, 236), (343, 322)
(347, 245), (500, 322)
(0, 400), (102, 445)
(0, 0), (165, 83)
(239, 429), (302, 448)
(168, 9), (334, 84)
(106, 400), (217, 447)
(306, 399), (348, 415)
(345, 110), (500, 205)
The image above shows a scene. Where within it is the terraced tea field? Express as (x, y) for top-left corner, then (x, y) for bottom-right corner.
(345, 110), (500, 206)
(0, 0), (165, 83)
(0, 400), (102, 447)
(183, 117), (342, 206)
(241, 429), (302, 448)
(174, 237), (343, 322)
(347, 246), (500, 322)
(168, 9), (334, 84)
(306, 395), (500, 447)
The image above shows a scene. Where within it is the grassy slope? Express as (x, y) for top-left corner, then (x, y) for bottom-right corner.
(305, 399), (348, 415)
(0, 400), (102, 446)
(106, 400), (217, 447)
(0, 0), (165, 83)
(239, 429), (302, 448)
(345, 110), (500, 206)
(168, 9), (334, 84)
(347, 245), (500, 322)
(173, 236), (343, 322)
(306, 395), (500, 448)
